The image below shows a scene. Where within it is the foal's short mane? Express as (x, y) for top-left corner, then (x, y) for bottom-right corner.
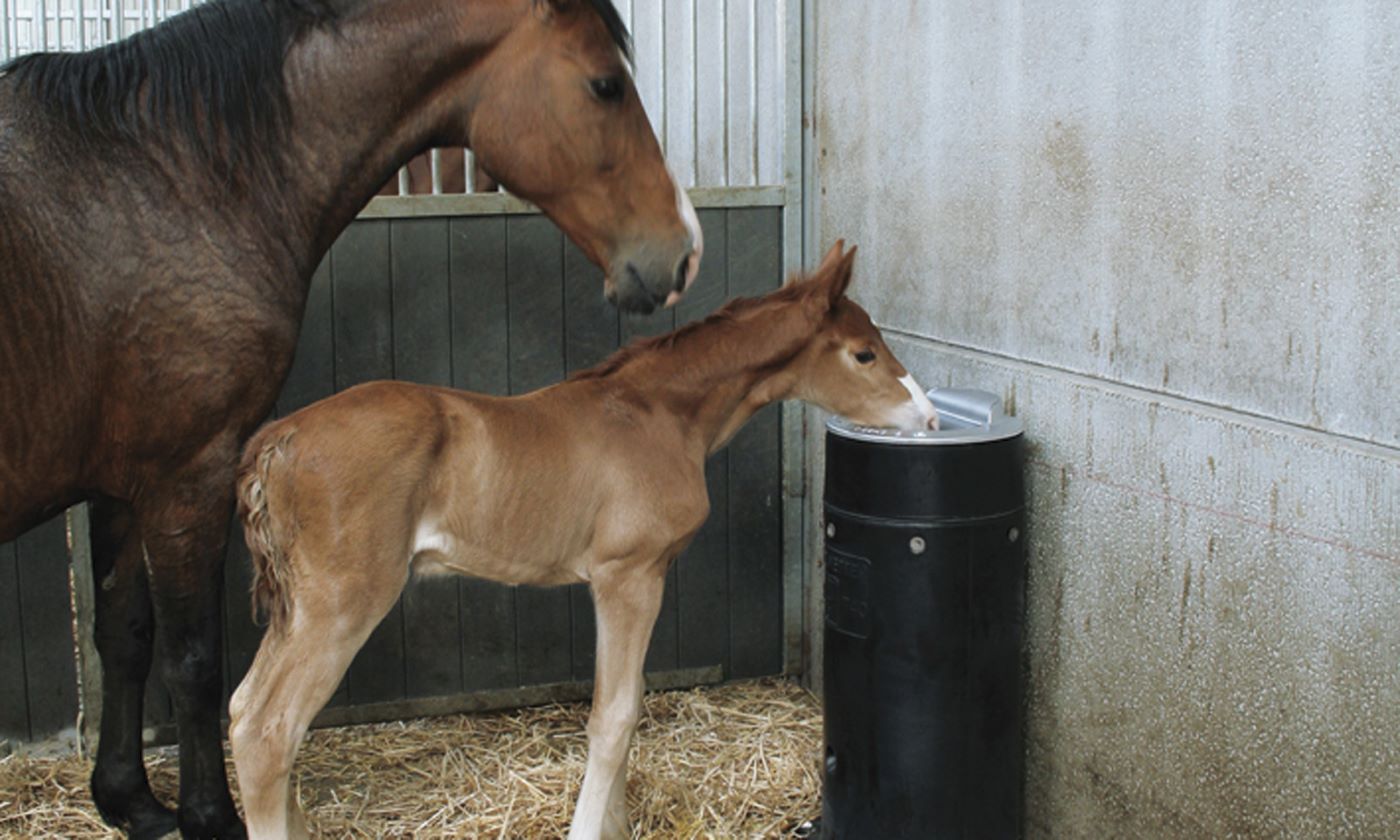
(3, 0), (339, 182)
(569, 279), (810, 381)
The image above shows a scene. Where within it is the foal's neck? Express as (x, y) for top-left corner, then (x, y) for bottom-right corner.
(278, 0), (515, 271)
(611, 300), (814, 458)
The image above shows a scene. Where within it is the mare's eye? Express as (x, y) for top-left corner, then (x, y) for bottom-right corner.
(854, 349), (876, 365)
(590, 76), (625, 102)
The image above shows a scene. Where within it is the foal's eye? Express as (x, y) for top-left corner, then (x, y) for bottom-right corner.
(590, 76), (625, 102)
(854, 349), (876, 365)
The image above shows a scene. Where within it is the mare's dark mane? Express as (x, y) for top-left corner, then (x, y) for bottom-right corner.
(3, 0), (629, 184)
(582, 0), (631, 60)
(570, 280), (810, 381)
(3, 0), (338, 181)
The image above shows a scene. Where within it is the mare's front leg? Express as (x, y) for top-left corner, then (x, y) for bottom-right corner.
(88, 496), (180, 840)
(568, 558), (670, 840)
(137, 455), (245, 839)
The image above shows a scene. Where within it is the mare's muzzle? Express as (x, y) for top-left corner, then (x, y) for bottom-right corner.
(608, 237), (700, 314)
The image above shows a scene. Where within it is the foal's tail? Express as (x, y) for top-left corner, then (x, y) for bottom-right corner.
(237, 425), (297, 635)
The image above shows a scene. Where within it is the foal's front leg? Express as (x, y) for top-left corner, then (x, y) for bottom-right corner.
(568, 559), (669, 840)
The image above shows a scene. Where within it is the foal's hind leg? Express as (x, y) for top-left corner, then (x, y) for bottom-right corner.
(568, 559), (669, 840)
(230, 552), (407, 840)
(88, 496), (180, 840)
(136, 462), (246, 839)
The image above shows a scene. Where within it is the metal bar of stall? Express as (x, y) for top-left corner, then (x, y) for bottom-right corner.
(1, 0), (11, 62)
(720, 0), (728, 186)
(690, 0), (698, 186)
(430, 148), (442, 196)
(749, 0), (758, 183)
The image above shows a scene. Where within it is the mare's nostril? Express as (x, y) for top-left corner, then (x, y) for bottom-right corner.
(674, 256), (689, 293)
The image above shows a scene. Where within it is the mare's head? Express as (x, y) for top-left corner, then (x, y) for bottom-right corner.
(785, 242), (939, 431)
(466, 0), (701, 313)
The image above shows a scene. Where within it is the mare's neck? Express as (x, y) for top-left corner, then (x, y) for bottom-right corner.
(277, 0), (516, 271)
(613, 301), (814, 458)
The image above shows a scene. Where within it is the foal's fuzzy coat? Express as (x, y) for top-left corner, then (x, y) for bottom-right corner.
(228, 242), (936, 839)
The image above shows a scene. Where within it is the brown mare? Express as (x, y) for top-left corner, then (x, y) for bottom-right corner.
(0, 1), (699, 836)
(229, 242), (938, 839)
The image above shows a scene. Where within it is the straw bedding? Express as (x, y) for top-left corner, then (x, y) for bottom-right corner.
(0, 678), (822, 838)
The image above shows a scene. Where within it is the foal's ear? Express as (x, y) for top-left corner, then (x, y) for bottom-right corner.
(809, 242), (857, 312)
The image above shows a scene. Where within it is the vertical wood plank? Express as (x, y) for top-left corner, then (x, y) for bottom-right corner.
(674, 210), (732, 672)
(619, 275), (680, 675)
(725, 207), (784, 677)
(392, 218), (463, 699)
(0, 540), (30, 741)
(506, 216), (572, 686)
(333, 220), (407, 705)
(15, 515), (79, 737)
(562, 239), (619, 681)
(450, 216), (518, 692)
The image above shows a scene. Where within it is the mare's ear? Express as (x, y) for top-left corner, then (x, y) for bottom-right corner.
(807, 242), (857, 313)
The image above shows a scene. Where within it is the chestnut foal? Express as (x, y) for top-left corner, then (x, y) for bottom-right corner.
(228, 242), (937, 839)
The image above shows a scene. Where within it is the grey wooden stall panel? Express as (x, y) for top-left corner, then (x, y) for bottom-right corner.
(199, 207), (784, 734)
(675, 210), (733, 674)
(449, 217), (518, 693)
(393, 218), (462, 699)
(0, 540), (29, 739)
(725, 208), (785, 678)
(562, 238), (618, 683)
(332, 220), (409, 707)
(617, 261), (680, 677)
(0, 515), (80, 744)
(506, 216), (574, 689)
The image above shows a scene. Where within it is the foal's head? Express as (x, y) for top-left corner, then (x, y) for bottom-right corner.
(466, 0), (701, 313)
(785, 242), (939, 431)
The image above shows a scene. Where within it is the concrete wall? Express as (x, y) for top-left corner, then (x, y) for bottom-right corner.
(808, 2), (1399, 836)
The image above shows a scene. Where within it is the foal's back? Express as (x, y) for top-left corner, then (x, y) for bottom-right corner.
(241, 377), (705, 618)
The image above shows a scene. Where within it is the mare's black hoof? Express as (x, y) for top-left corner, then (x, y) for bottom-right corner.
(97, 801), (178, 840)
(92, 780), (179, 840)
(129, 809), (181, 840)
(177, 798), (248, 840)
